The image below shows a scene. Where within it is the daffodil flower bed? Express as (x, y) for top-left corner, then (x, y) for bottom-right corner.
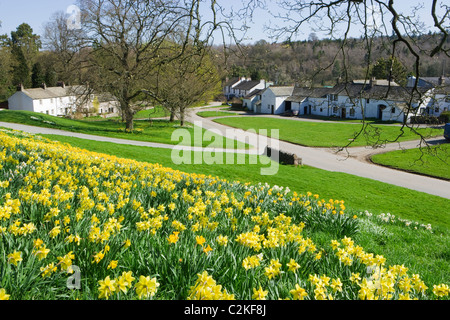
(0, 129), (448, 300)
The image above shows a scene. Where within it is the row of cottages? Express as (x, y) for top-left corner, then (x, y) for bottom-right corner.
(247, 78), (448, 122)
(7, 83), (120, 116)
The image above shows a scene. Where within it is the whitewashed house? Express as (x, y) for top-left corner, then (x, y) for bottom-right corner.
(242, 89), (263, 111)
(232, 79), (268, 98)
(407, 75), (449, 117)
(8, 83), (119, 116)
(223, 77), (245, 99)
(256, 86), (295, 114)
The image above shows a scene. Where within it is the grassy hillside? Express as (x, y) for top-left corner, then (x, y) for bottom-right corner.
(0, 128), (448, 300)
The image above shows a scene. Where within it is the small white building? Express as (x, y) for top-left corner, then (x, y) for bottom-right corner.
(8, 83), (119, 116)
(257, 86), (295, 114)
(242, 89), (263, 111)
(407, 75), (449, 117)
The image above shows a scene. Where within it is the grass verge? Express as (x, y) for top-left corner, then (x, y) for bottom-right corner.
(214, 117), (443, 148)
(371, 143), (450, 180)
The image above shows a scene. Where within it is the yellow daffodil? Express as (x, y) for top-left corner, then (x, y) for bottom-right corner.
(290, 284), (308, 300)
(98, 276), (116, 300)
(252, 286), (268, 300)
(0, 288), (10, 300)
(135, 276), (159, 300)
(7, 251), (22, 266)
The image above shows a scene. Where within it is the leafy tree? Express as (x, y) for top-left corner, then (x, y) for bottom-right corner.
(9, 23), (42, 88)
(31, 62), (45, 88)
(11, 47), (30, 87)
(371, 57), (408, 86)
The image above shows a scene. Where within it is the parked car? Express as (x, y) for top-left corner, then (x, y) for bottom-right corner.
(445, 123), (450, 141)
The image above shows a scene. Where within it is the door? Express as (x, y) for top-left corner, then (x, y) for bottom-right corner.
(341, 108), (346, 119)
(285, 101), (292, 111)
(304, 106), (308, 115)
(378, 105), (386, 120)
(271, 105), (274, 115)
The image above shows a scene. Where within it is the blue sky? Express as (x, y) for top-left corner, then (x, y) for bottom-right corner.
(0, 0), (76, 36)
(0, 0), (442, 45)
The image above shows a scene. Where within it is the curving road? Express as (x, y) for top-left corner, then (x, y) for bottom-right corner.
(1, 105), (449, 199)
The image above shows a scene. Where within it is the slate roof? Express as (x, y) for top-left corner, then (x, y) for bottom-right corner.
(265, 86), (295, 97)
(233, 80), (261, 91)
(223, 77), (241, 88)
(17, 85), (117, 102)
(331, 82), (428, 102)
(243, 89), (263, 99)
(20, 85), (87, 100)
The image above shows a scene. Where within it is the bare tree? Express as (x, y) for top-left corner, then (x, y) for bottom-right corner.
(42, 11), (87, 85)
(75, 0), (238, 131)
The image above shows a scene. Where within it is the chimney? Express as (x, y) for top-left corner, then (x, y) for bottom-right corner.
(438, 75), (445, 86)
(260, 79), (266, 88)
(41, 83), (47, 90)
(57, 81), (66, 88)
(17, 83), (24, 92)
(369, 77), (377, 88)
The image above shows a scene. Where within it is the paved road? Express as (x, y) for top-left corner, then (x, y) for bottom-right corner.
(1, 107), (449, 199)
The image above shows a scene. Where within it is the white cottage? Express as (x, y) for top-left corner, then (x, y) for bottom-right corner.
(8, 83), (119, 116)
(407, 75), (450, 117)
(256, 86), (295, 114)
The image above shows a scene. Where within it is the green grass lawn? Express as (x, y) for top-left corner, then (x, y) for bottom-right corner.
(371, 143), (450, 180)
(36, 133), (450, 287)
(0, 110), (247, 149)
(197, 111), (240, 118)
(214, 117), (444, 148)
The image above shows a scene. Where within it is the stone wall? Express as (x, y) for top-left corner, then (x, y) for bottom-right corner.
(264, 146), (302, 166)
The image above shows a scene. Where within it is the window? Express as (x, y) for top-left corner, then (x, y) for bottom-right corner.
(40, 100), (43, 105)
(320, 108), (323, 112)
(349, 108), (355, 117)
(330, 94), (338, 101)
(391, 107), (396, 114)
(333, 106), (338, 114)
(366, 99), (370, 104)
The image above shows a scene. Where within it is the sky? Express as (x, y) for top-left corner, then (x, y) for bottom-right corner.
(0, 0), (443, 45)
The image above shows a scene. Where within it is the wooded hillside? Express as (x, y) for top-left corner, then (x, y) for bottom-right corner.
(216, 34), (450, 86)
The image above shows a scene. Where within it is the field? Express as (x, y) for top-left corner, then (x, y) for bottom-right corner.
(214, 117), (444, 148)
(371, 144), (450, 180)
(0, 110), (247, 149)
(1, 128), (448, 300)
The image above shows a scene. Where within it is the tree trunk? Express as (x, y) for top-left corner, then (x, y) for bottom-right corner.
(180, 109), (185, 127)
(123, 103), (134, 131)
(170, 111), (175, 122)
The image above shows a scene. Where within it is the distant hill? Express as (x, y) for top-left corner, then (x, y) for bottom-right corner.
(215, 34), (450, 86)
